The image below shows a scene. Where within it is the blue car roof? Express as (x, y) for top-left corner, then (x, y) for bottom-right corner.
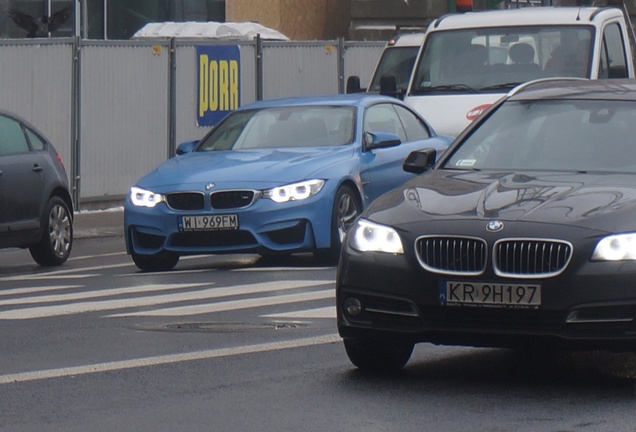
(237, 93), (403, 110)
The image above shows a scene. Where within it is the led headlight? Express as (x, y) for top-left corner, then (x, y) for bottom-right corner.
(263, 179), (324, 203)
(592, 233), (636, 261)
(129, 186), (164, 208)
(350, 219), (404, 254)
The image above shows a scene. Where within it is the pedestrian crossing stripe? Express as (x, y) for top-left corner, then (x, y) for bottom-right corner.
(0, 280), (333, 320)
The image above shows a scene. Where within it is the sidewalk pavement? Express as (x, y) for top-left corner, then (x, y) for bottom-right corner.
(74, 207), (124, 239)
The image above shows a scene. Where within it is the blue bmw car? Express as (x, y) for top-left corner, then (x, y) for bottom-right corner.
(124, 93), (452, 271)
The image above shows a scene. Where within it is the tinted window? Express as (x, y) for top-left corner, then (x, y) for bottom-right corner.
(599, 23), (627, 79)
(0, 115), (29, 156)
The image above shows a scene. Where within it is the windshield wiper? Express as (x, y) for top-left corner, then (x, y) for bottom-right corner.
(412, 84), (480, 95)
(479, 82), (523, 91)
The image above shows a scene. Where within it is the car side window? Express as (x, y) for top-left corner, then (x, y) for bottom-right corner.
(0, 115), (29, 156)
(598, 23), (628, 79)
(393, 105), (431, 141)
(364, 104), (408, 143)
(25, 128), (46, 151)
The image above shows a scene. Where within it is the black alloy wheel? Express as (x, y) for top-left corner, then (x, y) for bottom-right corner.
(29, 196), (73, 266)
(313, 184), (361, 264)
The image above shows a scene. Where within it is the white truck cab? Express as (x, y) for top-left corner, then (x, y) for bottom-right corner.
(403, 6), (636, 136)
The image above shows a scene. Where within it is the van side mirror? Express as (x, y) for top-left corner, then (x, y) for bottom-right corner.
(346, 75), (363, 93)
(403, 148), (437, 174)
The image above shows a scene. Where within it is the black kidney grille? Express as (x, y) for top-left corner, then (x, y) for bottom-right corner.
(210, 190), (255, 209)
(494, 239), (572, 277)
(416, 236), (487, 275)
(166, 192), (205, 210)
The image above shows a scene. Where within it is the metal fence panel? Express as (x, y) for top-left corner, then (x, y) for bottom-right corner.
(262, 41), (339, 100)
(79, 41), (170, 201)
(0, 39), (74, 177)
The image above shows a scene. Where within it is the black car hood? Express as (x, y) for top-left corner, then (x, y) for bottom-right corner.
(368, 170), (636, 233)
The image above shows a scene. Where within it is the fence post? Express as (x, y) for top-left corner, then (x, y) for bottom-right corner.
(338, 37), (345, 94)
(72, 36), (82, 210)
(168, 37), (177, 157)
(256, 34), (263, 101)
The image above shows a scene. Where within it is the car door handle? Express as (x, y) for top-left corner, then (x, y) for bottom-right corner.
(32, 164), (43, 172)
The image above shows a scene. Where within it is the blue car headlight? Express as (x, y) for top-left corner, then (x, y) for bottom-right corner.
(129, 186), (165, 208)
(592, 233), (636, 261)
(263, 179), (324, 203)
(350, 219), (404, 254)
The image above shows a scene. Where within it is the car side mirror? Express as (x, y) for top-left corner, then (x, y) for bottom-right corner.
(176, 140), (198, 155)
(365, 132), (401, 151)
(403, 148), (437, 174)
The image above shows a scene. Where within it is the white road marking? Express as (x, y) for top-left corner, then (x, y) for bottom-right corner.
(0, 280), (330, 320)
(261, 306), (336, 319)
(0, 262), (131, 280)
(107, 289), (334, 317)
(0, 283), (210, 306)
(0, 334), (341, 385)
(0, 285), (83, 297)
(69, 251), (127, 261)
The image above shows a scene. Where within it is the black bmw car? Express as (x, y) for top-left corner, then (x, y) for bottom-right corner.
(337, 79), (636, 370)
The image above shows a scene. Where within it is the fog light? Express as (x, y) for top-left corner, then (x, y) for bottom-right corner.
(345, 297), (362, 316)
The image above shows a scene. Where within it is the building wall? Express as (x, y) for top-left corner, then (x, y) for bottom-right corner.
(226, 0), (350, 40)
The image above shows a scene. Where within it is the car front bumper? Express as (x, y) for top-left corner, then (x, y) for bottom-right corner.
(124, 192), (333, 256)
(336, 243), (636, 351)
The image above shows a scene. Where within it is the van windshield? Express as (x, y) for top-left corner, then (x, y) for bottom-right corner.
(368, 46), (420, 93)
(410, 25), (594, 94)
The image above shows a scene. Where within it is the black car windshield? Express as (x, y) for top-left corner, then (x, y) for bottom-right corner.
(197, 105), (356, 151)
(445, 99), (636, 173)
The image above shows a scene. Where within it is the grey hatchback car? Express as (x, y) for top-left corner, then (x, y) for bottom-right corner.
(0, 109), (73, 266)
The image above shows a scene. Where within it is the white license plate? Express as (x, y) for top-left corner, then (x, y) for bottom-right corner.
(440, 281), (541, 308)
(178, 214), (238, 231)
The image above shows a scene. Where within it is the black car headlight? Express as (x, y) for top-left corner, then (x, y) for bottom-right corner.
(350, 218), (404, 254)
(592, 233), (636, 261)
(129, 186), (165, 208)
(263, 179), (324, 203)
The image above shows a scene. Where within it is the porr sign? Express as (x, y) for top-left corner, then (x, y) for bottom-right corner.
(197, 46), (240, 126)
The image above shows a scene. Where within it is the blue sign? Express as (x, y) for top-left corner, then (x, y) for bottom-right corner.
(197, 45), (241, 126)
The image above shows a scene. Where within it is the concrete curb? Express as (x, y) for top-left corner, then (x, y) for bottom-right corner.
(74, 207), (124, 239)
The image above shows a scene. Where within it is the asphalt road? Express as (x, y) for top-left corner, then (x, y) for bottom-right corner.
(2, 219), (636, 431)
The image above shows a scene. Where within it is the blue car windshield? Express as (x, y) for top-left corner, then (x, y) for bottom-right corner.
(445, 99), (636, 173)
(197, 105), (356, 151)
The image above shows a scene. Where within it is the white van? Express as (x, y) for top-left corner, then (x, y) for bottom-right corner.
(403, 7), (636, 136)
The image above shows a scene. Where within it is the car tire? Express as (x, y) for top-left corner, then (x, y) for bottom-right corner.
(131, 250), (179, 272)
(314, 184), (360, 264)
(343, 338), (414, 371)
(29, 196), (73, 266)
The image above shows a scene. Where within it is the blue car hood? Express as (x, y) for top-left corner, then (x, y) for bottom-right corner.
(136, 147), (355, 190)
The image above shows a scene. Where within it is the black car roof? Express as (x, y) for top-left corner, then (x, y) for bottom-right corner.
(506, 78), (636, 102)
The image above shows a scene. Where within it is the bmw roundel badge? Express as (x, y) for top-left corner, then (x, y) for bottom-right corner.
(205, 183), (216, 190)
(486, 220), (504, 232)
